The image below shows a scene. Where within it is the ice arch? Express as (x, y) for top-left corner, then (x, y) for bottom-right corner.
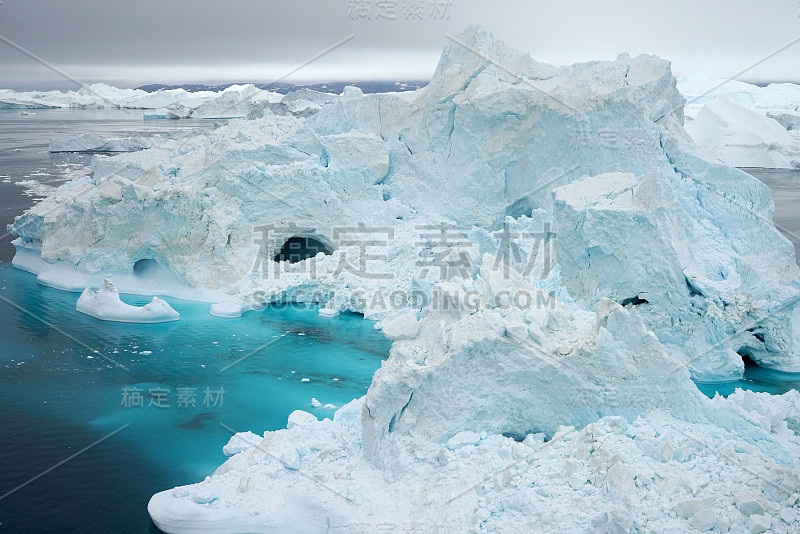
(273, 236), (332, 263)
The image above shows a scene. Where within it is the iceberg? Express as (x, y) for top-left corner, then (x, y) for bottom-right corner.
(49, 133), (170, 153)
(10, 25), (800, 379)
(685, 95), (799, 169)
(678, 72), (800, 117)
(0, 82), (283, 113)
(7, 25), (800, 532)
(76, 278), (180, 323)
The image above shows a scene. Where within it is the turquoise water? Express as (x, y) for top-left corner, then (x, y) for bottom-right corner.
(695, 360), (800, 398)
(0, 264), (390, 532)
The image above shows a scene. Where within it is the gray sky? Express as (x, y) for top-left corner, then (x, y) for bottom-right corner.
(1, 0), (799, 90)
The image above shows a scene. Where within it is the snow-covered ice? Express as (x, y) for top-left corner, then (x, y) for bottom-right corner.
(76, 278), (180, 323)
(149, 391), (800, 533)
(11, 25), (799, 379)
(7, 25), (800, 533)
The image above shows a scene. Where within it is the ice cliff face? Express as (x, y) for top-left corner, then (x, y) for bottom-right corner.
(361, 255), (706, 463)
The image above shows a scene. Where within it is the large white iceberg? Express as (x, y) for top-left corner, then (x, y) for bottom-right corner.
(7, 25), (800, 532)
(10, 26), (800, 379)
(149, 389), (800, 533)
(678, 73), (800, 118)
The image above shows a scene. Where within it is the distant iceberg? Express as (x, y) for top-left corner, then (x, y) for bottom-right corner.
(0, 82), (283, 113)
(686, 94), (799, 169)
(49, 133), (169, 153)
(678, 73), (800, 168)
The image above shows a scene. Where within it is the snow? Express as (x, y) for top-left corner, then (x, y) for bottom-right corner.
(7, 25), (800, 533)
(76, 278), (180, 323)
(685, 95), (799, 169)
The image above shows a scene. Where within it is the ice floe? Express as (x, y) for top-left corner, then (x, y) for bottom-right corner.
(76, 278), (179, 323)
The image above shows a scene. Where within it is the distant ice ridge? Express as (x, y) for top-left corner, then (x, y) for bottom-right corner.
(0, 82), (283, 114)
(7, 26), (800, 531)
(0, 82), (340, 121)
(685, 95), (800, 169)
(77, 278), (179, 323)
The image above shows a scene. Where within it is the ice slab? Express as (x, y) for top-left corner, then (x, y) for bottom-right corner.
(76, 278), (179, 323)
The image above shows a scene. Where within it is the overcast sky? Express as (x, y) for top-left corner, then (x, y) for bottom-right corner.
(1, 0), (799, 90)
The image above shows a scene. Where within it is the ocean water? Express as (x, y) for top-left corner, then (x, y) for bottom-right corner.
(1, 110), (800, 532)
(0, 264), (390, 532)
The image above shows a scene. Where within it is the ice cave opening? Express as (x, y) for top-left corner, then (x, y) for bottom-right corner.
(273, 236), (332, 264)
(133, 258), (160, 276)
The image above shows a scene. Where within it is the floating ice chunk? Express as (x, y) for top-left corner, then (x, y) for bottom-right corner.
(143, 110), (168, 120)
(76, 279), (180, 323)
(209, 300), (244, 318)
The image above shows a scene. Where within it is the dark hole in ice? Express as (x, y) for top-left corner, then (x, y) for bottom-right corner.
(620, 295), (649, 306)
(505, 197), (534, 219)
(273, 236), (331, 264)
(685, 277), (704, 297)
(736, 352), (761, 369)
(133, 258), (160, 276)
(501, 431), (528, 442)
